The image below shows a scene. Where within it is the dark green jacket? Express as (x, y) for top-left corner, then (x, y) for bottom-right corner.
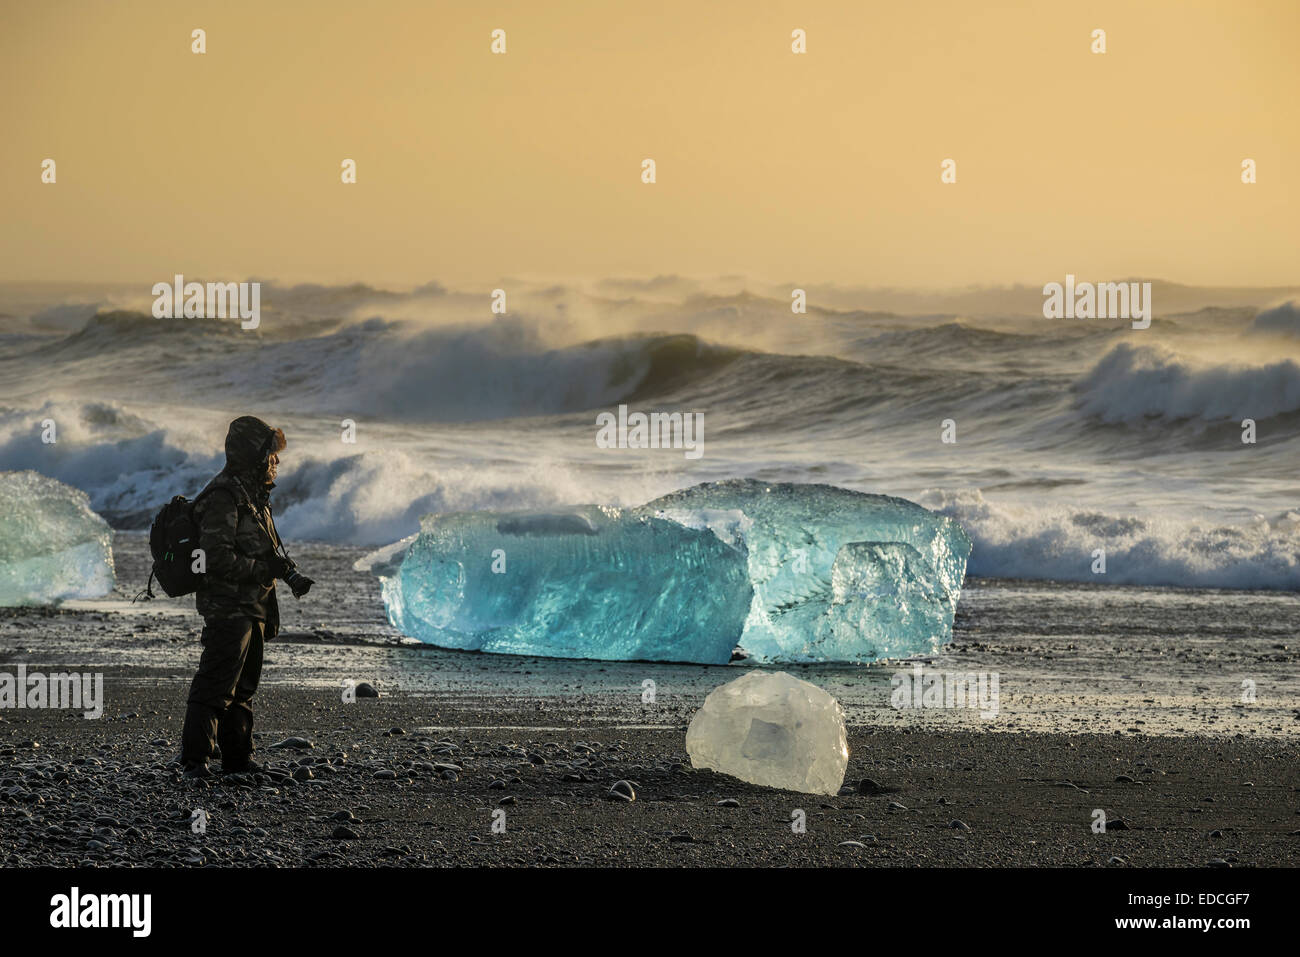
(193, 416), (285, 637)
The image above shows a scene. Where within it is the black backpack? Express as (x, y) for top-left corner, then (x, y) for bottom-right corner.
(139, 490), (217, 600)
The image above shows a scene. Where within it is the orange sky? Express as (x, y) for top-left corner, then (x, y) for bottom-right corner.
(2, 0), (1296, 288)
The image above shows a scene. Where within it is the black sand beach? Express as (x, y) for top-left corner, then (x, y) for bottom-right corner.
(2, 535), (1296, 867)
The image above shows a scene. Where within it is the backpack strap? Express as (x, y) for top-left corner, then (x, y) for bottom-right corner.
(193, 482), (241, 513)
(131, 569), (157, 603)
(192, 485), (220, 507)
(198, 479), (289, 563)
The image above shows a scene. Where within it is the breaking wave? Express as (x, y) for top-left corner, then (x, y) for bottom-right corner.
(921, 488), (1300, 590)
(1246, 299), (1300, 338)
(1074, 343), (1300, 423)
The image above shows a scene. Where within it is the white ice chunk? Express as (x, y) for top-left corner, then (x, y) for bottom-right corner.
(686, 670), (849, 795)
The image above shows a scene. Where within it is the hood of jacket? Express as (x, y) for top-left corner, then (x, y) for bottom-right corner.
(222, 415), (285, 488)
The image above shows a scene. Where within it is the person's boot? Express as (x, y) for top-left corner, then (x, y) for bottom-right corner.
(217, 703), (254, 773)
(221, 758), (266, 775)
(181, 701), (219, 771)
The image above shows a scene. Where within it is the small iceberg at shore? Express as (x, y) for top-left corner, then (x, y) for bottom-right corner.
(686, 670), (849, 795)
(0, 471), (116, 606)
(357, 479), (972, 664)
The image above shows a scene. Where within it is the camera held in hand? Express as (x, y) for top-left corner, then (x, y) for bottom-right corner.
(281, 561), (315, 599)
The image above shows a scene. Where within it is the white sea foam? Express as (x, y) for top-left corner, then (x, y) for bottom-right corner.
(920, 488), (1300, 590)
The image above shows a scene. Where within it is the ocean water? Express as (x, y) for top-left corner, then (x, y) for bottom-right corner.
(1, 278), (1298, 592)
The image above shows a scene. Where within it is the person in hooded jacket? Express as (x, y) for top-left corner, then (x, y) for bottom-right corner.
(180, 415), (302, 777)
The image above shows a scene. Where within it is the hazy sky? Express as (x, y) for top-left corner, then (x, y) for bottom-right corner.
(2, 0), (1296, 288)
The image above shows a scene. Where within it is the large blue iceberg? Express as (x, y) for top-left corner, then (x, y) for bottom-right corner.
(357, 480), (972, 664)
